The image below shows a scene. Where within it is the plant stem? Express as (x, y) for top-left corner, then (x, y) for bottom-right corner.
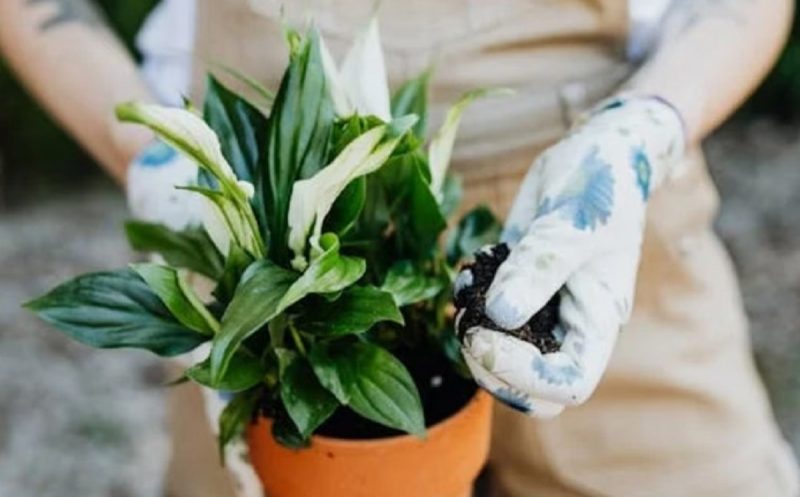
(289, 324), (307, 356)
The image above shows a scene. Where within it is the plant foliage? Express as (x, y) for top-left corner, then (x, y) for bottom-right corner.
(26, 23), (506, 453)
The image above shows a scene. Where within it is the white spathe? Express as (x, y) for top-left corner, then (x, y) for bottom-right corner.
(321, 17), (391, 121)
(118, 102), (261, 257)
(287, 125), (388, 270)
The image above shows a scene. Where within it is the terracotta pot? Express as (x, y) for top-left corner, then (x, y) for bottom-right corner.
(247, 390), (493, 497)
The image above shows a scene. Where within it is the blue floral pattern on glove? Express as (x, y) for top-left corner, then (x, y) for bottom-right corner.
(135, 141), (178, 167)
(594, 98), (624, 115)
(631, 145), (652, 200)
(535, 146), (615, 231)
(531, 356), (582, 386)
(493, 386), (533, 414)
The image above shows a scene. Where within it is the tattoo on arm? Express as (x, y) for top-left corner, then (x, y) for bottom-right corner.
(26, 0), (105, 31)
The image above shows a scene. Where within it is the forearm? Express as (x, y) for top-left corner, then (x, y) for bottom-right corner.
(627, 0), (793, 144)
(0, 0), (155, 184)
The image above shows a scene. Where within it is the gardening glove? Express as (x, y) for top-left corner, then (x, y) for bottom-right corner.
(458, 95), (686, 417)
(126, 139), (202, 230)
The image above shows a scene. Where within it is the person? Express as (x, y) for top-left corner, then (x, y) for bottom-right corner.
(1, 0), (798, 496)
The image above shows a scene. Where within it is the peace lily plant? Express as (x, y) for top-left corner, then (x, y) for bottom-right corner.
(26, 21), (506, 452)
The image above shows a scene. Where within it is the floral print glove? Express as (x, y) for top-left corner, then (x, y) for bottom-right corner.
(458, 95), (686, 417)
(127, 140), (202, 230)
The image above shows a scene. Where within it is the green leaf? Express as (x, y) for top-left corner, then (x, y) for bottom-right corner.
(281, 233), (365, 308)
(294, 286), (403, 336)
(211, 234), (364, 381)
(428, 88), (512, 194)
(381, 261), (445, 307)
(131, 263), (219, 335)
(186, 350), (265, 392)
(439, 328), (471, 378)
(212, 243), (254, 305)
(446, 205), (502, 265)
(208, 62), (275, 110)
(179, 185), (263, 258)
(310, 340), (425, 436)
(438, 174), (463, 220)
(116, 102), (242, 190)
(271, 407), (310, 449)
(258, 28), (336, 265)
(203, 75), (269, 185)
(351, 147), (445, 263)
(276, 349), (339, 437)
(124, 221), (224, 280)
(116, 102), (265, 258)
(211, 260), (298, 383)
(218, 390), (260, 460)
(323, 176), (366, 237)
(390, 154), (447, 257)
(391, 69), (431, 140)
(25, 269), (206, 357)
(287, 116), (417, 269)
(329, 115), (384, 158)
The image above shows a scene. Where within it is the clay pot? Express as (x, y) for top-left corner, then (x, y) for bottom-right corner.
(247, 391), (493, 497)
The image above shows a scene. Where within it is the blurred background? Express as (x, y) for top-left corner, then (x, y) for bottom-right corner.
(1, 2), (800, 496)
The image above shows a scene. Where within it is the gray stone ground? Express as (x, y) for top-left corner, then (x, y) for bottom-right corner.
(0, 185), (170, 497)
(1, 121), (799, 495)
(706, 120), (800, 451)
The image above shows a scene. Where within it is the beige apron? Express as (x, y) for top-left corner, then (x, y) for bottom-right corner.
(176, 1), (799, 496)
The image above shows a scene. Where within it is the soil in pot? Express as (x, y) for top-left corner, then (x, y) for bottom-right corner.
(315, 346), (477, 439)
(454, 243), (561, 354)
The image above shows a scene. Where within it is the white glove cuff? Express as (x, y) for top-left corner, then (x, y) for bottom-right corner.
(126, 140), (201, 230)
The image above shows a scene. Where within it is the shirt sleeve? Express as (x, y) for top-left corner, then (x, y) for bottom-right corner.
(627, 0), (674, 62)
(136, 0), (197, 106)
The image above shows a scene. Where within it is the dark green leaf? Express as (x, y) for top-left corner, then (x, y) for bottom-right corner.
(212, 243), (254, 304)
(258, 28), (335, 265)
(186, 350), (265, 392)
(370, 148), (446, 258)
(211, 261), (298, 383)
(323, 176), (366, 236)
(381, 261), (445, 307)
(276, 349), (339, 437)
(271, 407), (310, 449)
(124, 221), (224, 279)
(208, 62), (275, 109)
(391, 69), (431, 140)
(446, 205), (502, 265)
(218, 390), (260, 460)
(25, 269), (206, 357)
(310, 340), (425, 436)
(294, 286), (403, 336)
(131, 263), (219, 335)
(202, 75), (269, 188)
(439, 328), (471, 378)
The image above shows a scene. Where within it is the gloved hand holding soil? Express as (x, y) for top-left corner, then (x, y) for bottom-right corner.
(454, 95), (686, 418)
(454, 243), (561, 355)
(454, 243), (569, 418)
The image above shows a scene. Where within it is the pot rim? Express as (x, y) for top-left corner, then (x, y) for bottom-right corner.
(256, 389), (490, 449)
